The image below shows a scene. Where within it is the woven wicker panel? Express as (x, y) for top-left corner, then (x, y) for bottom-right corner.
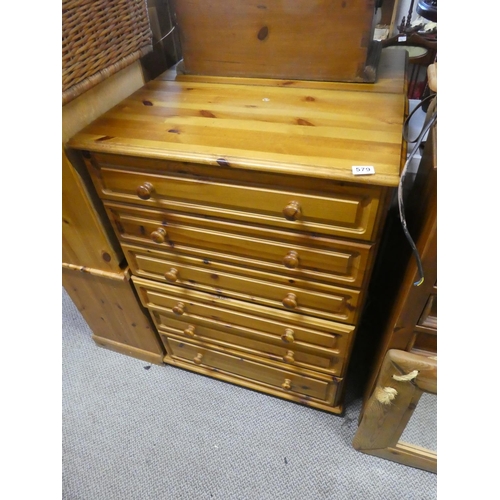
(62, 0), (152, 105)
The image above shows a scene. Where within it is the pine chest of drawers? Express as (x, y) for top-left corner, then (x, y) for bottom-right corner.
(68, 50), (407, 414)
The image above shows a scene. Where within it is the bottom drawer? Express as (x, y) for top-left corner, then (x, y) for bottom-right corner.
(164, 336), (339, 405)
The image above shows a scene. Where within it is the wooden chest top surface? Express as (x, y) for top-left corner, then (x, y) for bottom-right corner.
(69, 51), (407, 187)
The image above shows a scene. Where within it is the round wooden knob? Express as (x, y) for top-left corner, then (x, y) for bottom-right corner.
(283, 251), (299, 269)
(283, 201), (302, 221)
(172, 302), (185, 315)
(281, 378), (292, 390)
(151, 227), (167, 243)
(136, 182), (154, 200)
(164, 268), (179, 282)
(193, 353), (203, 365)
(281, 328), (295, 343)
(282, 293), (298, 309)
(184, 325), (195, 337)
(283, 350), (295, 363)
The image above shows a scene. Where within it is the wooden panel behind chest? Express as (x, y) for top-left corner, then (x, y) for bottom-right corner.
(172, 0), (378, 82)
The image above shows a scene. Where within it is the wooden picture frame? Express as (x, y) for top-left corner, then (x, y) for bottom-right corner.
(353, 349), (437, 473)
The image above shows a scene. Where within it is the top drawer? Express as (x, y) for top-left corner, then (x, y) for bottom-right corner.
(83, 153), (385, 242)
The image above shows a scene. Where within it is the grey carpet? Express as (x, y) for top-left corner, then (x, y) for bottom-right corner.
(62, 288), (437, 499)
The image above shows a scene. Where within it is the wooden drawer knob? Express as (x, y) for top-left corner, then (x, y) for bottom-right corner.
(193, 353), (203, 365)
(183, 325), (195, 337)
(164, 268), (179, 282)
(283, 350), (295, 363)
(151, 227), (167, 243)
(281, 328), (295, 343)
(172, 302), (185, 316)
(283, 201), (302, 221)
(136, 182), (154, 200)
(281, 378), (292, 390)
(283, 250), (299, 269)
(282, 293), (298, 309)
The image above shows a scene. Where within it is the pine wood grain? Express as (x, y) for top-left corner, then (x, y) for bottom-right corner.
(132, 276), (354, 342)
(159, 325), (347, 376)
(163, 352), (344, 414)
(68, 56), (406, 186)
(67, 49), (407, 412)
(104, 201), (373, 288)
(165, 336), (337, 403)
(62, 149), (123, 270)
(352, 349), (437, 473)
(85, 155), (384, 242)
(62, 265), (165, 363)
(124, 244), (361, 324)
(171, 0), (376, 82)
(156, 316), (345, 362)
(157, 49), (408, 95)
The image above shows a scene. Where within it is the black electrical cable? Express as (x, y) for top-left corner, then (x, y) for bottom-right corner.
(403, 93), (436, 143)
(398, 106), (437, 286)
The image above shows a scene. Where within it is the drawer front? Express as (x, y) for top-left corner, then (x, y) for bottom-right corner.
(132, 276), (354, 352)
(164, 336), (338, 403)
(153, 312), (348, 376)
(124, 244), (360, 323)
(106, 202), (373, 288)
(86, 153), (384, 241)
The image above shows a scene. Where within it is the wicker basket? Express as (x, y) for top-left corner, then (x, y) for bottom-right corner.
(62, 0), (152, 105)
